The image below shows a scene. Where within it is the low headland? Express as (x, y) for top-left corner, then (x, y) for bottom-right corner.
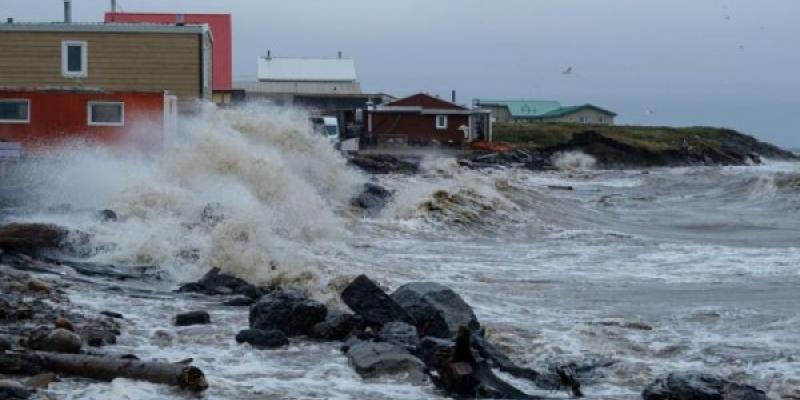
(351, 123), (798, 174)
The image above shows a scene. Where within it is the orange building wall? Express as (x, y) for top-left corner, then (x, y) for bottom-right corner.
(0, 90), (165, 152)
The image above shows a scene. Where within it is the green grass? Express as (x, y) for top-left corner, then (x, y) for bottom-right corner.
(493, 122), (743, 152)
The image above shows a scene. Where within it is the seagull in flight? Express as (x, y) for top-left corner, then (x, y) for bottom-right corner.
(562, 66), (573, 75)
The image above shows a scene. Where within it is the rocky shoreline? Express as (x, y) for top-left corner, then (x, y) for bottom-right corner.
(348, 130), (799, 174)
(0, 222), (776, 400)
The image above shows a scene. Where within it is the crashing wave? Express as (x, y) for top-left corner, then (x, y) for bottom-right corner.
(552, 151), (597, 171)
(6, 104), (365, 291)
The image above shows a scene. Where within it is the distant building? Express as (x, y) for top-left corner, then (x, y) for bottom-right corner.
(104, 12), (233, 104)
(475, 99), (617, 125)
(233, 53), (392, 112)
(367, 93), (492, 146)
(0, 88), (177, 152)
(0, 22), (213, 108)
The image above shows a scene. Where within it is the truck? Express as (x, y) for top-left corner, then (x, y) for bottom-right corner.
(309, 116), (340, 144)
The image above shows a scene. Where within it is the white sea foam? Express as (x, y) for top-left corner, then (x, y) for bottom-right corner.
(9, 104), (364, 291)
(552, 150), (597, 171)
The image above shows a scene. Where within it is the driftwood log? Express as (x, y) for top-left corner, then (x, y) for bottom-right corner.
(0, 352), (208, 392)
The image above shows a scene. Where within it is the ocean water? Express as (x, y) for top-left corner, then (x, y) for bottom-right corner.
(2, 107), (799, 399)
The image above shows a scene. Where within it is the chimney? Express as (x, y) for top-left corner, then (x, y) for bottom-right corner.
(64, 0), (72, 23)
(338, 51), (342, 59)
(451, 90), (456, 103)
(176, 14), (185, 26)
(111, 0), (117, 13)
(266, 50), (272, 60)
(6, 18), (13, 24)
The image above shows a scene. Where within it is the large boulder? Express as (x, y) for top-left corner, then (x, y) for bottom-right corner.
(340, 275), (414, 328)
(350, 183), (393, 217)
(390, 282), (479, 338)
(174, 311), (210, 327)
(345, 341), (425, 380)
(178, 268), (265, 299)
(42, 328), (82, 354)
(249, 291), (327, 337)
(235, 329), (288, 349)
(377, 321), (419, 351)
(642, 372), (768, 400)
(309, 313), (365, 341)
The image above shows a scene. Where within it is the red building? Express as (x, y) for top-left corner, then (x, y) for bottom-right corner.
(0, 88), (177, 153)
(367, 93), (492, 146)
(105, 12), (232, 103)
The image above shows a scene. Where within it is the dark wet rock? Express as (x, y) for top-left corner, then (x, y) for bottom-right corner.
(0, 336), (10, 352)
(54, 315), (74, 332)
(642, 372), (768, 400)
(235, 328), (289, 349)
(174, 311), (211, 327)
(425, 327), (535, 399)
(377, 321), (419, 351)
(178, 268), (265, 299)
(345, 341), (425, 379)
(341, 275), (414, 328)
(470, 332), (582, 395)
(222, 296), (256, 307)
(350, 183), (393, 216)
(309, 313), (365, 341)
(42, 328), (82, 354)
(0, 380), (31, 399)
(249, 291), (327, 337)
(390, 282), (479, 338)
(100, 310), (124, 319)
(0, 223), (69, 255)
(96, 209), (118, 222)
(348, 154), (420, 174)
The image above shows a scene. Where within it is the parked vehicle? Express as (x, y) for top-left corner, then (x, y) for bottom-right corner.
(309, 116), (340, 144)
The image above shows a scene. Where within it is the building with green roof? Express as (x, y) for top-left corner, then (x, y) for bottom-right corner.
(475, 99), (616, 125)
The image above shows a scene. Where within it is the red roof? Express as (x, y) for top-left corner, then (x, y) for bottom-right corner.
(387, 93), (467, 110)
(105, 12), (232, 91)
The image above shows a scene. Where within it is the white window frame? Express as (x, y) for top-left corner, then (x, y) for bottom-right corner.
(578, 116), (589, 124)
(61, 40), (88, 78)
(87, 101), (124, 127)
(0, 99), (30, 124)
(435, 115), (448, 130)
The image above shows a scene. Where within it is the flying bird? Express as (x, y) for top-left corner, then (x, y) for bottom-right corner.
(645, 108), (655, 116)
(562, 66), (573, 75)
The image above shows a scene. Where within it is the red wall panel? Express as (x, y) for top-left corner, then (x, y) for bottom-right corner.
(0, 90), (164, 152)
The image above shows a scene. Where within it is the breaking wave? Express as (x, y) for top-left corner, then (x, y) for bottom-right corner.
(552, 150), (597, 171)
(6, 104), (364, 291)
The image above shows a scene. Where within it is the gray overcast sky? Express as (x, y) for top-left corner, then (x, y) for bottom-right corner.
(3, 0), (799, 147)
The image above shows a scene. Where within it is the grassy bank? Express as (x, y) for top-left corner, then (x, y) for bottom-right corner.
(493, 123), (750, 152)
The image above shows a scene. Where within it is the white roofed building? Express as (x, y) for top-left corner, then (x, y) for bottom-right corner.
(257, 55), (358, 83)
(233, 52), (391, 113)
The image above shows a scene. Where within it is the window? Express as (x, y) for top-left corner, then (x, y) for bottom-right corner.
(61, 41), (87, 78)
(579, 116), (589, 124)
(436, 115), (448, 130)
(0, 99), (30, 123)
(88, 102), (124, 126)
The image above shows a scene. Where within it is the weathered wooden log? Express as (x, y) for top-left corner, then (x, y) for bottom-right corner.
(0, 352), (208, 392)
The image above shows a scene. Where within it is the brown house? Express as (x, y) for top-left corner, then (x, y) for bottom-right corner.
(366, 93), (492, 146)
(0, 22), (213, 108)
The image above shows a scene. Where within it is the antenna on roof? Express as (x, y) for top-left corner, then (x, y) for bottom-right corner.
(266, 50), (272, 60)
(338, 51), (342, 59)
